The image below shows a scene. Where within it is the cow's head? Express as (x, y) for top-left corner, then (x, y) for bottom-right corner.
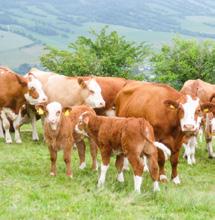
(24, 73), (48, 105)
(75, 111), (93, 136)
(164, 95), (201, 132)
(36, 102), (72, 131)
(78, 78), (105, 109)
(201, 103), (215, 135)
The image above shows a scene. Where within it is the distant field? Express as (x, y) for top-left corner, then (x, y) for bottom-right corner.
(0, 30), (33, 52)
(0, 124), (215, 219)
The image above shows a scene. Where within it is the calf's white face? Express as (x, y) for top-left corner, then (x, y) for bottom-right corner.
(84, 79), (105, 109)
(180, 95), (200, 132)
(46, 102), (62, 131)
(24, 75), (48, 105)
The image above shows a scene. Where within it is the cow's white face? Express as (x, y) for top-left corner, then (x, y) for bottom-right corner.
(46, 102), (62, 131)
(84, 79), (105, 109)
(24, 75), (48, 105)
(180, 95), (200, 132)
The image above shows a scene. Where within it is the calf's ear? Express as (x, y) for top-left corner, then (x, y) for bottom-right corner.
(77, 78), (87, 89)
(63, 107), (72, 116)
(35, 104), (46, 115)
(164, 100), (179, 110)
(201, 103), (215, 113)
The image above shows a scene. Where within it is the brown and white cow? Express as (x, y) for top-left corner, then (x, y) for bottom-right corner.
(0, 67), (47, 143)
(75, 111), (170, 193)
(36, 102), (98, 176)
(180, 79), (215, 159)
(115, 82), (208, 184)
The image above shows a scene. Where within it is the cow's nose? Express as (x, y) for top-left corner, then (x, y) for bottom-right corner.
(184, 124), (195, 130)
(100, 101), (105, 107)
(42, 97), (47, 102)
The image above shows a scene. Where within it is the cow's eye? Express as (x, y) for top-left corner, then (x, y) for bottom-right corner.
(30, 87), (35, 91)
(90, 90), (95, 94)
(56, 111), (61, 116)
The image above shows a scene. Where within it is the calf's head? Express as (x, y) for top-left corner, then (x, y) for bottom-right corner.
(24, 73), (48, 105)
(36, 102), (72, 131)
(75, 111), (92, 136)
(78, 78), (105, 109)
(164, 95), (201, 132)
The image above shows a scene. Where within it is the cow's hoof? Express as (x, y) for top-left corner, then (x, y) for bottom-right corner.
(172, 176), (181, 185)
(160, 175), (168, 183)
(79, 162), (86, 170)
(67, 174), (73, 178)
(208, 154), (215, 159)
(117, 172), (124, 183)
(6, 139), (12, 144)
(50, 172), (56, 176)
(153, 181), (160, 192)
(15, 139), (22, 144)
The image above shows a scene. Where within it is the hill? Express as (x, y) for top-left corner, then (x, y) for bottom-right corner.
(1, 0), (215, 71)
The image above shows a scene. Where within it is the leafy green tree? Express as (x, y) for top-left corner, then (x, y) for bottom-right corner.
(40, 26), (150, 78)
(151, 37), (215, 89)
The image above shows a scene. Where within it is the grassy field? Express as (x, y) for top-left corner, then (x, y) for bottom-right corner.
(0, 124), (215, 220)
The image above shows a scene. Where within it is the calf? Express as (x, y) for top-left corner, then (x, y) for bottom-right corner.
(36, 103), (97, 176)
(75, 111), (170, 193)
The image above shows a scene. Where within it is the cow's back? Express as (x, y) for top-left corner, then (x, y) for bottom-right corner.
(44, 75), (81, 107)
(180, 79), (215, 103)
(116, 82), (181, 137)
(0, 67), (26, 108)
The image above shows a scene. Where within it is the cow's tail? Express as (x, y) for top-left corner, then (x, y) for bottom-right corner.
(154, 142), (171, 160)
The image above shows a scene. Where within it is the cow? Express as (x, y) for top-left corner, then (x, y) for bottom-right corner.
(180, 79), (215, 159)
(35, 102), (97, 177)
(115, 82), (213, 184)
(0, 66), (47, 143)
(75, 111), (171, 193)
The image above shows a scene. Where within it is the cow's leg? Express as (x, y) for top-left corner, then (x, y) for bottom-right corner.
(115, 154), (124, 183)
(207, 140), (215, 158)
(1, 111), (12, 143)
(76, 140), (86, 170)
(127, 154), (143, 193)
(13, 114), (22, 144)
(49, 147), (57, 176)
(97, 147), (111, 187)
(170, 150), (180, 184)
(143, 156), (149, 172)
(30, 112), (39, 141)
(198, 126), (204, 143)
(190, 136), (197, 164)
(184, 141), (192, 165)
(157, 149), (167, 182)
(0, 118), (4, 138)
(89, 138), (98, 170)
(123, 157), (130, 171)
(147, 153), (160, 192)
(64, 144), (72, 177)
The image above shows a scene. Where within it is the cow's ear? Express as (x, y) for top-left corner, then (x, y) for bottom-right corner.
(15, 74), (28, 87)
(77, 78), (87, 89)
(62, 107), (72, 116)
(209, 93), (215, 102)
(35, 104), (46, 115)
(164, 100), (179, 110)
(201, 103), (215, 113)
(27, 72), (36, 82)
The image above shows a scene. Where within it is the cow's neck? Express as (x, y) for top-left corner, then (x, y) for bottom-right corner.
(87, 114), (102, 139)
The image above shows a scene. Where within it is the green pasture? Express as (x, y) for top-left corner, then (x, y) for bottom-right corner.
(0, 123), (214, 220)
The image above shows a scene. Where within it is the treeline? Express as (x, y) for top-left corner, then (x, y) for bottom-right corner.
(40, 27), (215, 89)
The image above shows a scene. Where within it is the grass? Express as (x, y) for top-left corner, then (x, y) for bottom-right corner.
(0, 124), (215, 220)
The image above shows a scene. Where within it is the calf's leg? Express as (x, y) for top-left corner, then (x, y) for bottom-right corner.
(0, 119), (4, 138)
(170, 150), (180, 184)
(89, 139), (98, 170)
(115, 154), (124, 182)
(97, 147), (111, 187)
(64, 145), (73, 177)
(127, 154), (143, 193)
(76, 140), (86, 169)
(49, 147), (57, 176)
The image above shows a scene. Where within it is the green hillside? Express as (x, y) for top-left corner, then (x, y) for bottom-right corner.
(1, 0), (215, 71)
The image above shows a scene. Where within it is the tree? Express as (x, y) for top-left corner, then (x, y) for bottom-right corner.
(151, 37), (215, 89)
(40, 26), (150, 78)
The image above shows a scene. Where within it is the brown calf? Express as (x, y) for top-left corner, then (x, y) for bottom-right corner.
(36, 103), (97, 176)
(75, 111), (170, 193)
